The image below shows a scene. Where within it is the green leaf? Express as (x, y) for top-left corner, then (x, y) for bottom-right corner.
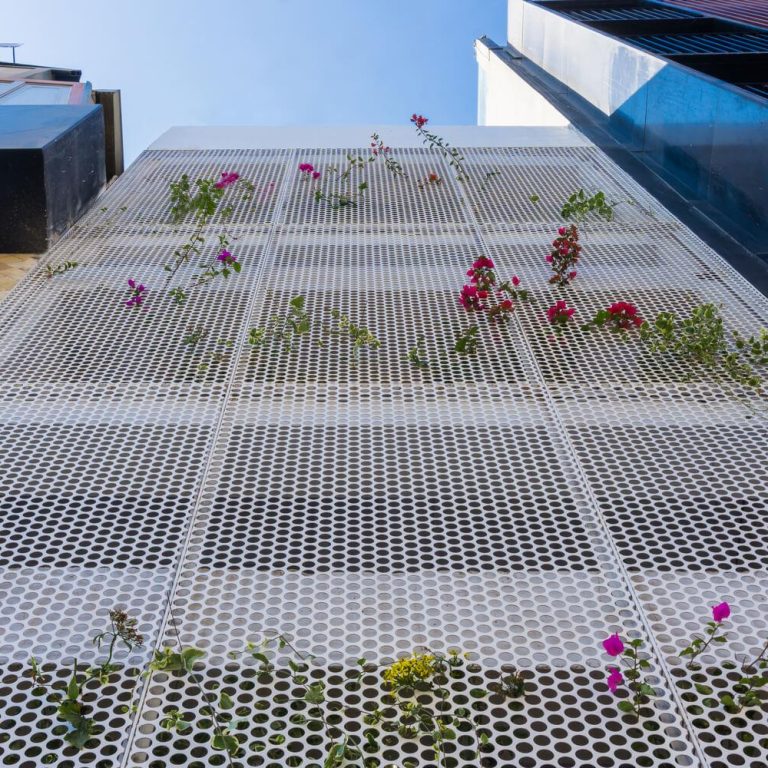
(323, 738), (347, 768)
(58, 699), (84, 726)
(181, 647), (206, 673)
(304, 682), (325, 704)
(219, 692), (234, 710)
(65, 718), (96, 750)
(529, 194), (540, 203)
(66, 671), (80, 701)
(694, 683), (714, 696)
(212, 732), (240, 755)
(720, 693), (736, 708)
(617, 700), (636, 714)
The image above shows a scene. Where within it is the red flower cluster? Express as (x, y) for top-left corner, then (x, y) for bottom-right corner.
(298, 162), (321, 180)
(459, 257), (527, 324)
(370, 140), (390, 156)
(606, 301), (644, 329)
(546, 300), (575, 327)
(459, 284), (488, 311)
(466, 256), (496, 290)
(547, 224), (581, 287)
(125, 278), (147, 309)
(411, 114), (428, 129)
(214, 171), (239, 190)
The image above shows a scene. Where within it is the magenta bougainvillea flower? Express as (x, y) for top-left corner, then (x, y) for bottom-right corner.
(459, 284), (488, 311)
(548, 224), (582, 287)
(125, 279), (147, 308)
(712, 602), (731, 623)
(298, 163), (321, 181)
(546, 300), (576, 327)
(214, 171), (240, 189)
(370, 139), (391, 156)
(216, 250), (237, 266)
(607, 667), (624, 693)
(466, 256), (496, 290)
(511, 275), (521, 287)
(411, 114), (428, 129)
(602, 634), (625, 657)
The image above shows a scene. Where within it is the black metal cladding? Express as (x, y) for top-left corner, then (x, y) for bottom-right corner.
(566, 6), (696, 22)
(534, 0), (768, 98)
(630, 30), (768, 55)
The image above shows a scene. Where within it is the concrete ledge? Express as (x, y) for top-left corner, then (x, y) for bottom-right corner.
(148, 124), (591, 151)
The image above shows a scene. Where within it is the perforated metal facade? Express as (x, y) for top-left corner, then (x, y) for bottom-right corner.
(0, 126), (766, 767)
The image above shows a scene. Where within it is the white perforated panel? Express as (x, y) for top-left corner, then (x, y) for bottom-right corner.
(0, 132), (766, 768)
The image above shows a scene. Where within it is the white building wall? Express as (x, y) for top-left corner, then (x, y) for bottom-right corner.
(475, 38), (570, 127)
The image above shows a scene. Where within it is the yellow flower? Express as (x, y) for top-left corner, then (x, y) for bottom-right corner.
(382, 653), (436, 688)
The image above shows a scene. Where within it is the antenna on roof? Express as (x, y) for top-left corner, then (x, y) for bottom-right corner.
(0, 43), (22, 64)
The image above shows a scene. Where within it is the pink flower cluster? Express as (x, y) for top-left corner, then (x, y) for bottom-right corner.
(216, 249), (237, 266)
(411, 114), (428, 130)
(214, 171), (239, 190)
(125, 278), (147, 309)
(602, 634), (627, 694)
(466, 256), (496, 290)
(546, 300), (575, 326)
(607, 667), (624, 693)
(459, 284), (488, 311)
(712, 602), (730, 623)
(298, 162), (321, 181)
(459, 257), (524, 324)
(607, 301), (644, 329)
(547, 224), (581, 287)
(370, 140), (390, 156)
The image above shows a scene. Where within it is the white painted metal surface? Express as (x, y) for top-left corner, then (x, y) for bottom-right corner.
(0, 127), (766, 768)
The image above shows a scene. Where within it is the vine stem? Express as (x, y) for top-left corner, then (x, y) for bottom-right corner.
(735, 637), (768, 712)
(685, 619), (726, 671)
(166, 609), (238, 768)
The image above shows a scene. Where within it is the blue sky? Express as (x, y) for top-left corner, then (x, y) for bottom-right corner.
(3, 0), (507, 164)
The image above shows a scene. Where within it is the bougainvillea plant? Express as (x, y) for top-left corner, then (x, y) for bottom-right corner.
(411, 113), (468, 183)
(454, 324), (480, 356)
(417, 171), (442, 189)
(639, 304), (768, 398)
(582, 301), (644, 334)
(324, 308), (381, 361)
(680, 602), (731, 671)
(248, 295), (311, 352)
(125, 279), (148, 309)
(561, 188), (616, 223)
(370, 132), (407, 178)
(601, 633), (655, 718)
(547, 224), (581, 287)
(154, 171), (253, 309)
(44, 260), (78, 279)
(301, 160), (369, 210)
(28, 610), (145, 749)
(406, 335), (429, 369)
(527, 189), (616, 224)
(166, 171), (251, 282)
(546, 300), (575, 333)
(455, 256), (528, 355)
(722, 635), (768, 713)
